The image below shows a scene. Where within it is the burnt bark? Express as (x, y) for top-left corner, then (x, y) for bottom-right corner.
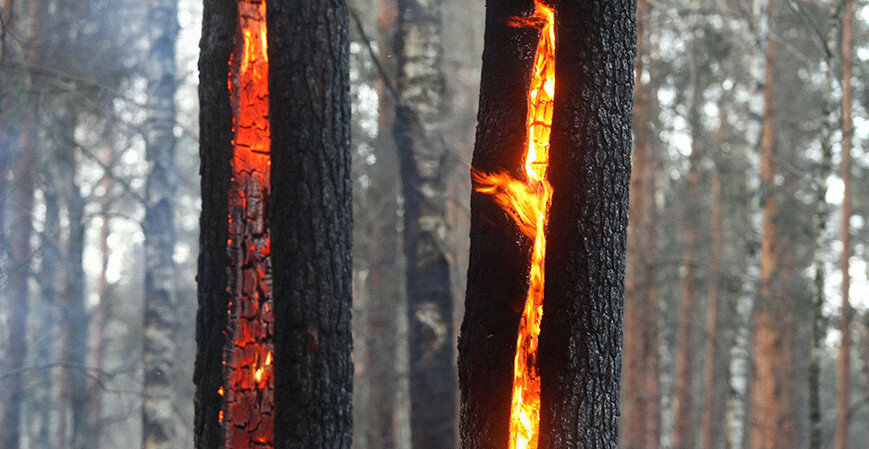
(537, 1), (634, 447)
(194, 0), (235, 447)
(393, 0), (457, 447)
(268, 0), (354, 447)
(142, 1), (180, 448)
(459, 1), (635, 448)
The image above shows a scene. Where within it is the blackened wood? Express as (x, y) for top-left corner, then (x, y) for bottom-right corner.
(458, 0), (541, 447)
(538, 1), (635, 448)
(267, 1), (354, 448)
(194, 1), (236, 447)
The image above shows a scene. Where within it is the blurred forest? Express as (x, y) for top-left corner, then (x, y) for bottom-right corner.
(0, 0), (866, 448)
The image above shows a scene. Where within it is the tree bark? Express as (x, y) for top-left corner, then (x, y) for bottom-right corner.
(393, 0), (457, 447)
(459, 1), (635, 448)
(194, 0), (235, 446)
(673, 69), (702, 449)
(538, 2), (634, 447)
(750, 2), (794, 447)
(622, 1), (659, 446)
(268, 0), (354, 447)
(701, 165), (723, 449)
(142, 1), (180, 448)
(834, 1), (854, 447)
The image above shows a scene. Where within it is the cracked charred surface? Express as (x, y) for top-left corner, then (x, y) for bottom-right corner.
(268, 0), (353, 448)
(536, 1), (634, 449)
(393, 0), (458, 446)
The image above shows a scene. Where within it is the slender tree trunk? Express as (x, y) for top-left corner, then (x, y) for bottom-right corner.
(623, 1), (658, 446)
(142, 1), (179, 448)
(834, 1), (854, 447)
(58, 109), (91, 449)
(0, 61), (36, 449)
(269, 1), (353, 447)
(91, 154), (112, 449)
(702, 165), (723, 449)
(459, 1), (635, 448)
(365, 22), (404, 446)
(673, 71), (701, 449)
(809, 10), (837, 449)
(750, 2), (794, 447)
(34, 177), (60, 449)
(393, 0), (457, 446)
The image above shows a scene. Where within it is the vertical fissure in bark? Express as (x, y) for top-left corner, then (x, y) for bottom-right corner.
(393, 0), (457, 446)
(268, 0), (353, 447)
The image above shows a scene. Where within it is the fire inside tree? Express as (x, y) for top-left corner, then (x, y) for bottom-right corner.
(222, 0), (274, 447)
(471, 2), (554, 449)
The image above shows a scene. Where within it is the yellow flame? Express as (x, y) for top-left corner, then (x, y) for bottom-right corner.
(472, 3), (555, 449)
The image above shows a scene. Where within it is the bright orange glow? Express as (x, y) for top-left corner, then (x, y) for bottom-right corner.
(222, 1), (273, 448)
(472, 3), (555, 449)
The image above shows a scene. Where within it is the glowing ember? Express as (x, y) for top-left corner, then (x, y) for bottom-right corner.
(472, 3), (555, 449)
(221, 1), (274, 448)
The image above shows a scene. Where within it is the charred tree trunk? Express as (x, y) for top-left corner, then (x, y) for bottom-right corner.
(142, 1), (180, 448)
(622, 1), (659, 446)
(834, 1), (854, 448)
(268, 0), (353, 446)
(750, 2), (794, 447)
(195, 1), (353, 448)
(459, 1), (635, 448)
(393, 0), (457, 447)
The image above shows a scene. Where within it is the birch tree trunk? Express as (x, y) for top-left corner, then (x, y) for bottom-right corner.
(142, 1), (180, 447)
(834, 1), (854, 447)
(393, 0), (457, 446)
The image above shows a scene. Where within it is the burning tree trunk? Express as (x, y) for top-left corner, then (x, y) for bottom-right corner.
(459, 1), (635, 448)
(143, 0), (180, 447)
(195, 0), (352, 448)
(834, 1), (854, 448)
(750, 2), (794, 447)
(393, 0), (457, 447)
(622, 1), (659, 446)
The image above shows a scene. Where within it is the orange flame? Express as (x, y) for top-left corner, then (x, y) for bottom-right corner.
(472, 3), (555, 449)
(222, 1), (274, 448)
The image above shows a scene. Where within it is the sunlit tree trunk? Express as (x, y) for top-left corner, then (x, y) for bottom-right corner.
(750, 2), (794, 447)
(834, 1), (854, 447)
(393, 0), (457, 445)
(623, 1), (659, 446)
(459, 1), (635, 448)
(142, 1), (179, 448)
(91, 147), (113, 449)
